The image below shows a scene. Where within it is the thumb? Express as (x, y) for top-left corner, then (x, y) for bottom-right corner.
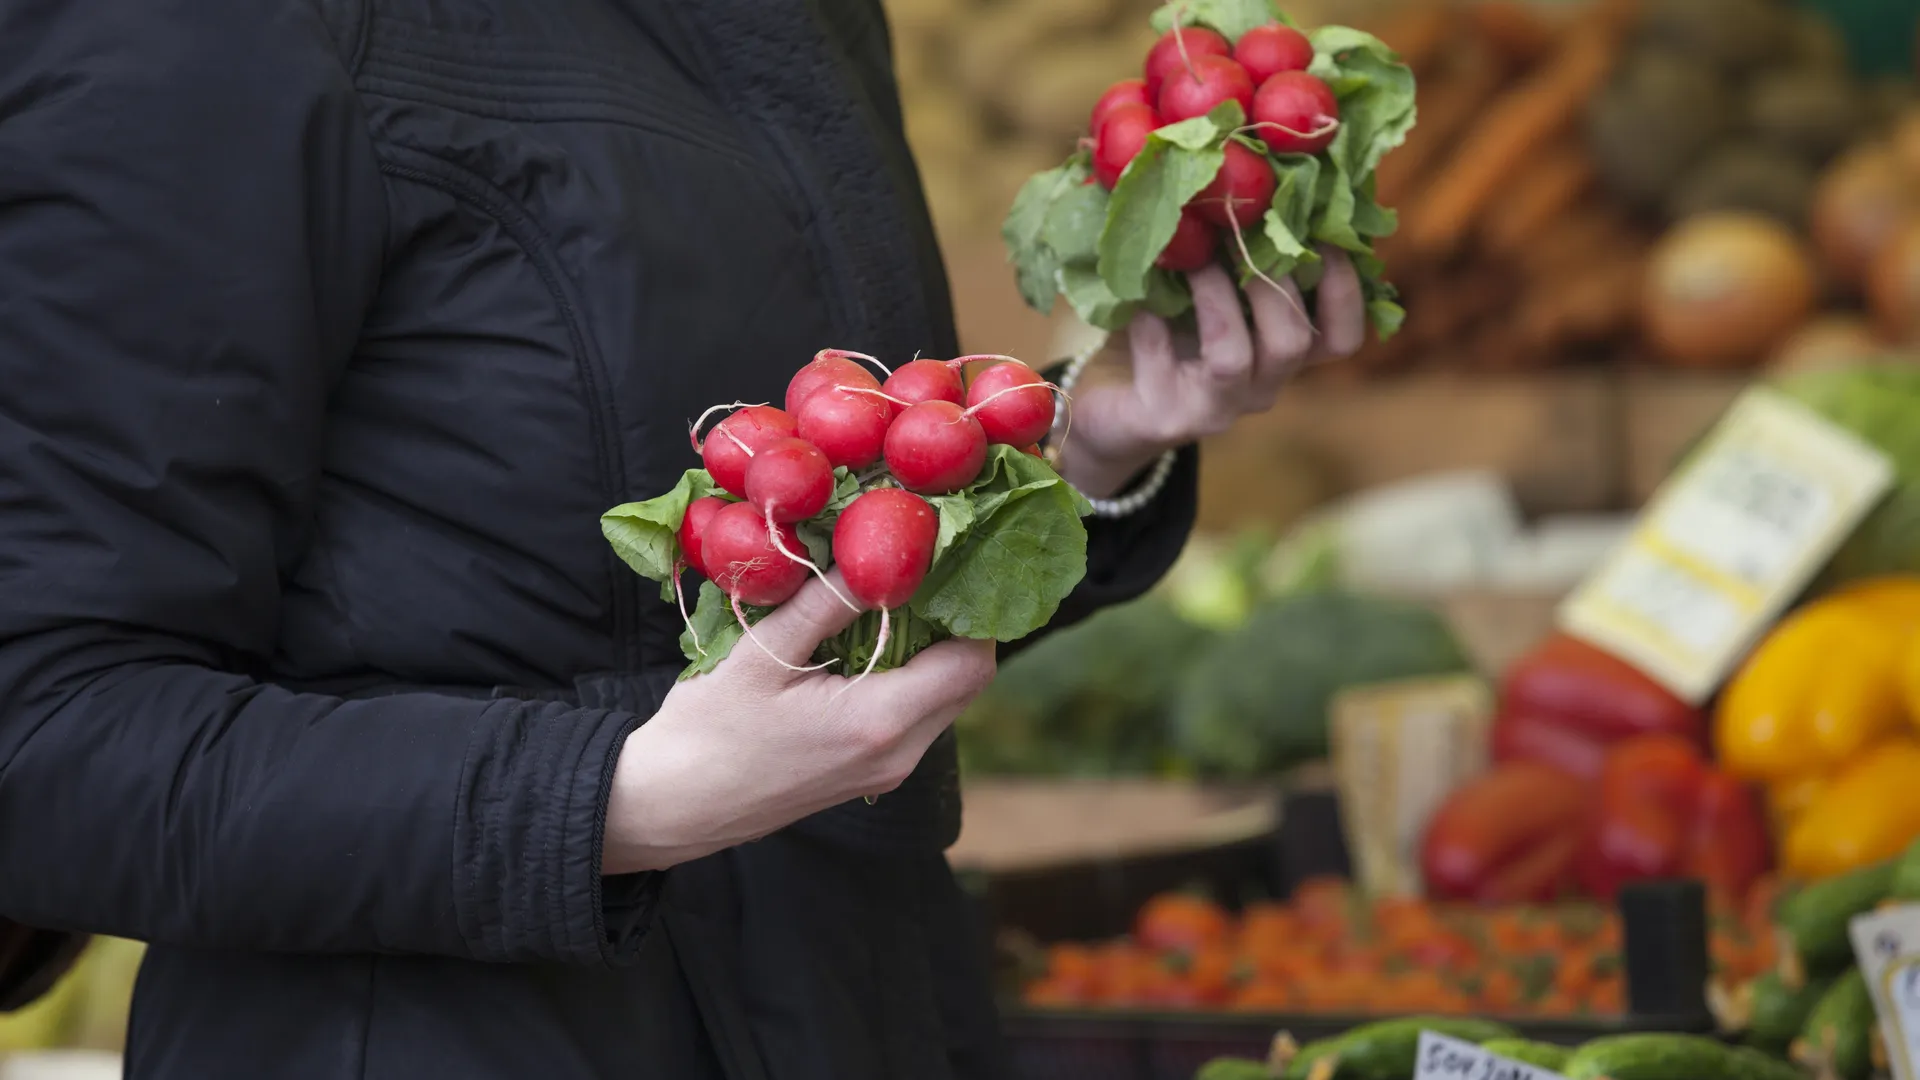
(741, 569), (867, 672)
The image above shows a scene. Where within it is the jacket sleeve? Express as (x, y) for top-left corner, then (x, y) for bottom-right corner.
(0, 0), (649, 966)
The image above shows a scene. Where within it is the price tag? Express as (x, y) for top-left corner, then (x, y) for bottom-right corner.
(1557, 387), (1894, 703)
(1852, 905), (1920, 1080)
(1330, 675), (1494, 898)
(1413, 1032), (1567, 1080)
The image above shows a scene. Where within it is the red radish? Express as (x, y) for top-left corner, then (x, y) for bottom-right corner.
(744, 438), (833, 523)
(1234, 24), (1314, 85)
(787, 353), (880, 414)
(696, 405), (798, 499)
(883, 358), (965, 407)
(1157, 54), (1255, 125)
(1089, 78), (1152, 136)
(1094, 102), (1158, 190)
(796, 386), (893, 470)
(832, 489), (938, 611)
(1195, 141), (1277, 229)
(1252, 71), (1340, 155)
(964, 361), (1055, 447)
(1143, 26), (1232, 100)
(884, 401), (989, 495)
(1156, 207), (1218, 272)
(678, 495), (729, 577)
(699, 500), (809, 607)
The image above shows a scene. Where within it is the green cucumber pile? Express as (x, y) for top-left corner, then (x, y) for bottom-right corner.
(1002, 0), (1416, 337)
(1200, 1017), (1804, 1080)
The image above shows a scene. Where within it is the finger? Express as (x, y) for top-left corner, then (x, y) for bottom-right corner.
(1126, 308), (1177, 396)
(1312, 247), (1367, 360)
(1246, 274), (1314, 388)
(868, 637), (998, 739)
(741, 570), (866, 673)
(1187, 265), (1254, 386)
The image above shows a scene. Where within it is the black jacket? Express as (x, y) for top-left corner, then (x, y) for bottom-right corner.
(0, 0), (1197, 1077)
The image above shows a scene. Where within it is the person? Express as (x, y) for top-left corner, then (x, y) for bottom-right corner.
(0, 1), (1364, 1078)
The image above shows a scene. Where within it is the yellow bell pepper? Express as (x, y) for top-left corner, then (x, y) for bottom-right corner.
(1784, 738), (1920, 879)
(1766, 772), (1829, 834)
(1716, 579), (1920, 784)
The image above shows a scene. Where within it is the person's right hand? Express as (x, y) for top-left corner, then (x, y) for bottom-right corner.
(601, 573), (997, 874)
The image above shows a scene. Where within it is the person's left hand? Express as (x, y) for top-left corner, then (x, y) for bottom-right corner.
(1052, 245), (1369, 500)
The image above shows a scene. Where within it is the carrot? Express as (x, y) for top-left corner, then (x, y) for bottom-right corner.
(1401, 28), (1620, 256)
(1514, 244), (1646, 350)
(1374, 52), (1507, 210)
(1468, 0), (1563, 70)
(1481, 141), (1596, 257)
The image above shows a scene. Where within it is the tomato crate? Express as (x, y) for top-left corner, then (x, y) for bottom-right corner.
(970, 792), (1722, 1080)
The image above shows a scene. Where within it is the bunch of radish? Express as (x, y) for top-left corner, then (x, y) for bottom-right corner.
(605, 348), (1082, 683)
(1093, 21), (1338, 273)
(1003, 0), (1416, 340)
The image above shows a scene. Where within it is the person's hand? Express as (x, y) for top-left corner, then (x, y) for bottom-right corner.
(602, 573), (996, 873)
(1053, 247), (1369, 499)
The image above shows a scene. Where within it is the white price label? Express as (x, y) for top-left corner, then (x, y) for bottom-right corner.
(1558, 388), (1894, 703)
(1853, 905), (1920, 1080)
(1413, 1032), (1567, 1080)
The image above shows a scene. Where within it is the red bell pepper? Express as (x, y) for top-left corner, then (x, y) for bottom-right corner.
(1574, 733), (1772, 905)
(1420, 761), (1593, 903)
(1492, 632), (1708, 780)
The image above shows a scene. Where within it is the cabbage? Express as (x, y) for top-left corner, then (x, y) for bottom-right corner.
(1772, 362), (1920, 587)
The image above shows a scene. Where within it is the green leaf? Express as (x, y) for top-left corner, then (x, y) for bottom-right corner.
(1098, 120), (1227, 301)
(1002, 155), (1090, 314)
(1351, 176), (1399, 239)
(909, 446), (1092, 642)
(1143, 269), (1193, 318)
(1058, 264), (1137, 331)
(924, 493), (977, 567)
(1307, 27), (1417, 181)
(676, 580), (765, 678)
(1149, 0), (1282, 41)
(1368, 298), (1407, 340)
(1040, 181), (1109, 267)
(601, 469), (727, 601)
(912, 483), (1090, 641)
(1311, 149), (1364, 254)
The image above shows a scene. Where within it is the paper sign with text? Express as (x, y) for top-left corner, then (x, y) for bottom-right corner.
(1557, 387), (1894, 703)
(1852, 904), (1920, 1080)
(1414, 1031), (1567, 1080)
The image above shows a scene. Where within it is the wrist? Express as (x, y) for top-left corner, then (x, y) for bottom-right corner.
(602, 722), (702, 874)
(1051, 436), (1172, 501)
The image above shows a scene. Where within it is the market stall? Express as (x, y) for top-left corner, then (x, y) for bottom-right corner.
(9, 0), (1920, 1077)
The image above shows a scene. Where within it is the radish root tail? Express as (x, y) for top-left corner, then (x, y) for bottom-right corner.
(674, 560), (704, 656)
(733, 593), (837, 673)
(1224, 212), (1309, 323)
(688, 400), (765, 452)
(1171, 7), (1197, 81)
(845, 387), (915, 409)
(818, 349), (892, 378)
(764, 506), (859, 612)
(961, 379), (1065, 420)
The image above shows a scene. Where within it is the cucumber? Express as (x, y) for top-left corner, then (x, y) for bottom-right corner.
(1479, 1039), (1571, 1070)
(1196, 1058), (1272, 1080)
(1276, 1017), (1517, 1080)
(1746, 970), (1835, 1054)
(1562, 1033), (1748, 1080)
(1728, 1046), (1808, 1080)
(1892, 834), (1920, 901)
(1791, 967), (1875, 1080)
(1777, 860), (1896, 979)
